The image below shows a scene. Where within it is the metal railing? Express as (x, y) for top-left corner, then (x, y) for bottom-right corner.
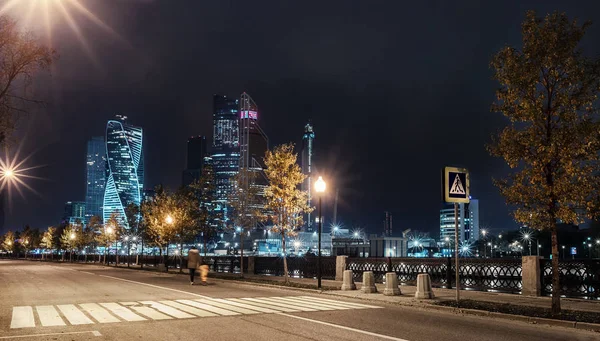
(254, 256), (336, 279)
(347, 257), (522, 294)
(540, 259), (600, 299)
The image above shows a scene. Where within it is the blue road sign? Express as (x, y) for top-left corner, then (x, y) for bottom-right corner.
(444, 167), (469, 203)
(570, 247), (577, 255)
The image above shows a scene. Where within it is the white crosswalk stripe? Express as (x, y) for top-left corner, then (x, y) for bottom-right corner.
(57, 304), (94, 325)
(9, 296), (381, 329)
(36, 306), (66, 327)
(100, 302), (146, 322)
(79, 303), (120, 323)
(10, 306), (35, 329)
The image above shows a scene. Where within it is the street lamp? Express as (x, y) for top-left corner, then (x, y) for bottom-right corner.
(105, 226), (114, 265)
(314, 176), (326, 289)
(561, 245), (565, 259)
(523, 233), (531, 255)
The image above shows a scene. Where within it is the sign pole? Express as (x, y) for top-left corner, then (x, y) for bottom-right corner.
(454, 202), (460, 303)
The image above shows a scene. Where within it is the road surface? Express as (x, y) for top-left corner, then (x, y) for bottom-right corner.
(0, 259), (597, 341)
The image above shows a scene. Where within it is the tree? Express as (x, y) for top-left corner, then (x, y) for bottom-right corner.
(264, 143), (312, 282)
(60, 224), (79, 262)
(124, 204), (142, 265)
(40, 226), (56, 260)
(141, 186), (178, 268)
(0, 16), (56, 145)
(190, 165), (222, 256)
(229, 167), (265, 277)
(86, 216), (103, 262)
(489, 11), (600, 316)
(95, 212), (121, 265)
(2, 230), (15, 255)
(20, 225), (40, 259)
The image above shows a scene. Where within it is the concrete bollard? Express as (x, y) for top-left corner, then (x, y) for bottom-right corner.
(361, 271), (378, 293)
(383, 272), (401, 296)
(414, 273), (435, 299)
(341, 270), (356, 291)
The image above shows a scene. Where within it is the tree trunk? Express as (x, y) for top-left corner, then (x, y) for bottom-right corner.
(282, 230), (288, 283)
(551, 225), (561, 316)
(240, 231), (244, 278)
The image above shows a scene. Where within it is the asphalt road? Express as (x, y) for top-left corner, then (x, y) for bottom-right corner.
(0, 259), (598, 341)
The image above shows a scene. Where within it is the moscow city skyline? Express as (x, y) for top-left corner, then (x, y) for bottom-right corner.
(3, 0), (600, 236)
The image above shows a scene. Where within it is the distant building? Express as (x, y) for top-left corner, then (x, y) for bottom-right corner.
(369, 236), (408, 257)
(64, 201), (86, 225)
(239, 92), (269, 218)
(182, 135), (208, 187)
(85, 136), (106, 221)
(211, 94), (240, 219)
(103, 115), (144, 229)
(383, 211), (393, 237)
(301, 122), (315, 232)
(440, 198), (479, 244)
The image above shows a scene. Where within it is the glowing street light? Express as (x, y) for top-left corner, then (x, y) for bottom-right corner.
(314, 176), (326, 289)
(165, 215), (174, 225)
(70, 233), (75, 240)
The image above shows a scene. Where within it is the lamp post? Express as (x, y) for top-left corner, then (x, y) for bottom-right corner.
(106, 226), (114, 265)
(524, 233), (531, 255)
(70, 233), (75, 262)
(481, 230), (487, 258)
(561, 245), (565, 259)
(314, 176), (326, 289)
(124, 236), (130, 268)
(165, 214), (174, 272)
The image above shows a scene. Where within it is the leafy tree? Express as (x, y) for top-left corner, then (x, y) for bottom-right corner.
(20, 225), (40, 259)
(229, 167), (265, 277)
(141, 186), (178, 267)
(190, 164), (222, 256)
(0, 16), (56, 145)
(264, 143), (312, 282)
(124, 204), (142, 264)
(2, 230), (15, 255)
(489, 11), (600, 316)
(86, 216), (103, 262)
(95, 212), (121, 264)
(60, 224), (79, 262)
(40, 226), (56, 260)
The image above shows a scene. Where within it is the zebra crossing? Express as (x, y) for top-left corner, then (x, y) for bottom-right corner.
(10, 296), (381, 329)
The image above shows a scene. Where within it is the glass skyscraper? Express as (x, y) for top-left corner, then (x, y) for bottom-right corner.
(212, 94), (240, 217)
(301, 122), (314, 231)
(85, 136), (106, 221)
(103, 115), (144, 229)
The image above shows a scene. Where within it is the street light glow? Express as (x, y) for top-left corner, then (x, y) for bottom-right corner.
(165, 215), (174, 225)
(314, 176), (326, 193)
(70, 233), (75, 240)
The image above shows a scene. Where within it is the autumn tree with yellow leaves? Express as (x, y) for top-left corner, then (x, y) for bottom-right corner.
(489, 11), (600, 316)
(264, 143), (312, 282)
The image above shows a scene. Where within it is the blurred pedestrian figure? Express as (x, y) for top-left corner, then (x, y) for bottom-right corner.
(187, 246), (200, 285)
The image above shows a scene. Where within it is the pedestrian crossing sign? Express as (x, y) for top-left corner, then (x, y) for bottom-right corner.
(443, 167), (469, 203)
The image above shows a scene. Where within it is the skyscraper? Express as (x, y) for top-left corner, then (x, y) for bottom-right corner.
(103, 115), (144, 229)
(439, 198), (480, 244)
(211, 94), (240, 217)
(239, 92), (269, 185)
(64, 201), (86, 224)
(301, 122), (314, 231)
(182, 135), (208, 187)
(85, 136), (106, 221)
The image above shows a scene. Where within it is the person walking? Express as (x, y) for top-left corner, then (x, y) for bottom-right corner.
(187, 247), (201, 285)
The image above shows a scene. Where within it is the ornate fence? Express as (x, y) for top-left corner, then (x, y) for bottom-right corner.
(347, 257), (522, 294)
(254, 256), (336, 279)
(540, 259), (600, 299)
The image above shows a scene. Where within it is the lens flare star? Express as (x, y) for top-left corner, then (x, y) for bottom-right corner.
(0, 0), (129, 66)
(0, 147), (44, 206)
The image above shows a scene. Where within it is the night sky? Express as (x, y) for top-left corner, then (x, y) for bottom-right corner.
(3, 0), (600, 236)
